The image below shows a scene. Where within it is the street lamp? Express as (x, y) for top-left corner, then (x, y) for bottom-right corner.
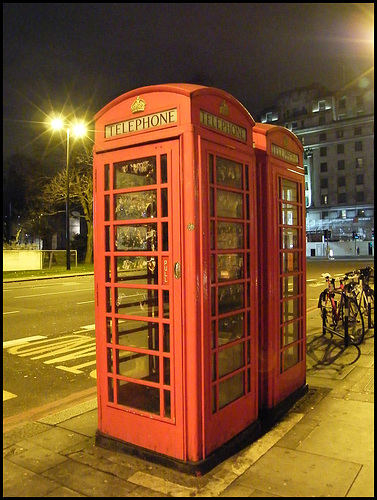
(51, 117), (87, 270)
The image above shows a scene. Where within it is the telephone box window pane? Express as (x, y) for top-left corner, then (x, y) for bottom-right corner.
(283, 344), (300, 372)
(281, 228), (299, 248)
(282, 321), (300, 347)
(106, 318), (113, 343)
(104, 164), (110, 190)
(162, 222), (169, 251)
(163, 324), (170, 352)
(163, 358), (170, 385)
(114, 191), (157, 220)
(116, 319), (159, 350)
(115, 288), (158, 317)
(108, 378), (114, 403)
(211, 320), (216, 348)
(210, 221), (215, 250)
(161, 188), (168, 217)
(217, 190), (243, 218)
(209, 154), (214, 184)
(105, 256), (111, 282)
(115, 224), (157, 251)
(281, 298), (300, 323)
(281, 204), (298, 225)
(107, 348), (113, 373)
(117, 351), (159, 382)
(117, 380), (160, 415)
(114, 157), (156, 189)
(160, 154), (167, 183)
(212, 353), (217, 381)
(210, 188), (214, 217)
(219, 372), (244, 410)
(218, 313), (244, 346)
(164, 390), (171, 418)
(116, 256), (158, 284)
(218, 254), (243, 281)
(105, 195), (110, 221)
(282, 252), (299, 273)
(281, 276), (300, 297)
(218, 284), (244, 314)
(217, 222), (244, 249)
(218, 343), (244, 378)
(281, 179), (298, 201)
(106, 287), (111, 312)
(163, 290), (169, 318)
(216, 157), (243, 189)
(105, 226), (110, 251)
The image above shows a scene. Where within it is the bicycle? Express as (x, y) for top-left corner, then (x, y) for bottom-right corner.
(349, 266), (374, 330)
(318, 273), (365, 346)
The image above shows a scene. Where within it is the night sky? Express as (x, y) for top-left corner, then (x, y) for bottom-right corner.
(3, 3), (374, 160)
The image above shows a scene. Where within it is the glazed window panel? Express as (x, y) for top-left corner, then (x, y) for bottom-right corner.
(218, 284), (244, 314)
(114, 157), (156, 189)
(282, 344), (300, 372)
(217, 190), (243, 218)
(281, 204), (298, 225)
(115, 256), (158, 284)
(281, 228), (299, 249)
(115, 224), (157, 251)
(281, 298), (300, 323)
(116, 319), (159, 350)
(281, 321), (300, 347)
(218, 313), (244, 346)
(218, 372), (244, 410)
(117, 380), (160, 415)
(114, 191), (157, 220)
(117, 351), (159, 382)
(217, 222), (244, 249)
(282, 252), (299, 273)
(281, 275), (300, 297)
(218, 343), (244, 378)
(281, 179), (298, 202)
(115, 287), (158, 317)
(217, 254), (244, 281)
(216, 157), (243, 189)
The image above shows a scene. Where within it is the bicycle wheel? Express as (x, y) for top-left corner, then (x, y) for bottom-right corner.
(341, 296), (365, 345)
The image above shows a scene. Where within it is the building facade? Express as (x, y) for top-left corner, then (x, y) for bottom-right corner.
(259, 69), (374, 250)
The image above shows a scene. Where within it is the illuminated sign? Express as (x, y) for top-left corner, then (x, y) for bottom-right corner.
(200, 110), (247, 141)
(105, 108), (177, 138)
(271, 143), (299, 164)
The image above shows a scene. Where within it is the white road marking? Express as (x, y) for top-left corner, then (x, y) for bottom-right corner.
(3, 311), (20, 315)
(3, 390), (17, 401)
(14, 288), (93, 298)
(77, 300), (95, 304)
(3, 336), (47, 348)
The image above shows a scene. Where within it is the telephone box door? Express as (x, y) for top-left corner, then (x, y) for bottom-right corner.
(94, 140), (185, 459)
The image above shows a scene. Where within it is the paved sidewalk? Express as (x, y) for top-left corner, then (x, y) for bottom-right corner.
(3, 310), (374, 497)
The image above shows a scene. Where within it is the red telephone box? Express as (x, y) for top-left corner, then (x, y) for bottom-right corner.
(93, 84), (260, 473)
(254, 123), (308, 423)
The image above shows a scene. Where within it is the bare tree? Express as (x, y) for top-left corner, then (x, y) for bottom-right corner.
(42, 147), (93, 263)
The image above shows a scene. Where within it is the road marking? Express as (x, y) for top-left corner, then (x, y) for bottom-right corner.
(3, 336), (47, 348)
(14, 288), (93, 298)
(3, 390), (17, 401)
(77, 300), (95, 304)
(3, 310), (20, 315)
(57, 360), (97, 374)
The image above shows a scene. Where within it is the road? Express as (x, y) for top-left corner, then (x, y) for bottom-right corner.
(3, 259), (373, 422)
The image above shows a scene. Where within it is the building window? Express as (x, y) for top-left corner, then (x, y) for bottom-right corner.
(320, 147), (327, 157)
(356, 174), (364, 185)
(356, 95), (363, 108)
(355, 158), (364, 168)
(336, 130), (344, 138)
(319, 133), (327, 141)
(354, 126), (362, 136)
(338, 193), (347, 203)
(266, 112), (272, 122)
(318, 100), (326, 111)
(320, 162), (328, 173)
(339, 97), (346, 109)
(337, 144), (344, 154)
(321, 195), (328, 205)
(337, 159), (345, 170)
(337, 176), (346, 187)
(319, 116), (326, 126)
(356, 191), (365, 202)
(292, 122), (298, 130)
(320, 178), (328, 189)
(341, 210), (346, 219)
(355, 141), (363, 152)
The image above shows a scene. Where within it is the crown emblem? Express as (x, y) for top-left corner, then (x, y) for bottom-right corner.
(131, 96), (146, 113)
(219, 100), (229, 116)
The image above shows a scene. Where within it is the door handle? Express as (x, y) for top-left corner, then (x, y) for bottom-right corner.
(174, 262), (181, 279)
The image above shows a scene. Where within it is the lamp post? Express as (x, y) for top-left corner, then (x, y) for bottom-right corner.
(51, 118), (87, 270)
